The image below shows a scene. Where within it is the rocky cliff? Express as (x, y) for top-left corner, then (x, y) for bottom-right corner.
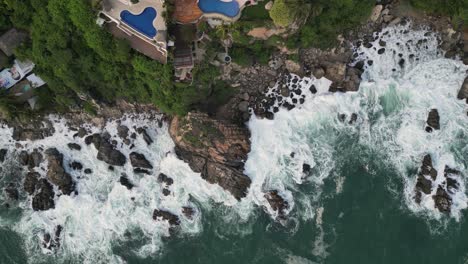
(169, 112), (251, 200)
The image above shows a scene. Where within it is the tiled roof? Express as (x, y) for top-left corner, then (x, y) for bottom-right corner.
(173, 0), (203, 24)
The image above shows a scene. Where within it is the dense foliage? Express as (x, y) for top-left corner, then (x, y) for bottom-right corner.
(410, 0), (467, 25)
(0, 0), (229, 115)
(269, 0), (303, 27)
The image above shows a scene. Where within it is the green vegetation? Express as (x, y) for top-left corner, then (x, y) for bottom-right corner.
(298, 0), (375, 48)
(0, 0), (231, 116)
(409, 0), (467, 25)
(269, 0), (303, 27)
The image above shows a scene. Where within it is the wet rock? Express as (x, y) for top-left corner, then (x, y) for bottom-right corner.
(313, 67), (325, 79)
(349, 113), (358, 124)
(421, 154), (437, 180)
(84, 168), (92, 174)
(425, 109), (440, 132)
(119, 174), (134, 190)
(117, 125), (129, 139)
(24, 172), (40, 195)
(89, 134), (126, 166)
(433, 186), (451, 213)
(133, 168), (150, 174)
(153, 209), (180, 226)
(264, 190), (289, 218)
(457, 77), (468, 103)
(377, 48), (385, 54)
(12, 122), (54, 141)
(32, 179), (55, 211)
(45, 148), (74, 195)
(238, 101), (249, 112)
(4, 184), (18, 200)
(70, 161), (83, 171)
(43, 225), (62, 251)
(129, 152), (153, 169)
(74, 128), (88, 138)
(182, 207), (195, 219)
(162, 189), (170, 196)
(28, 150), (43, 168)
(158, 173), (174, 186)
(67, 143), (81, 151)
(137, 128), (153, 145)
(302, 163), (311, 174)
(18, 151), (29, 166)
(0, 149), (7, 162)
(170, 113), (252, 200)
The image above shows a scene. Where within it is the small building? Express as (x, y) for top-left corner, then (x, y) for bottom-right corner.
(173, 24), (197, 82)
(0, 28), (28, 57)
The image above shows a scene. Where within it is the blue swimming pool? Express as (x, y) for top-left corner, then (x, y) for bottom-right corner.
(120, 7), (157, 38)
(198, 0), (240, 18)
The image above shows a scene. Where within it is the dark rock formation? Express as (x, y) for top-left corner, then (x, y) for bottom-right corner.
(24, 172), (40, 195)
(87, 134), (126, 166)
(117, 125), (129, 139)
(414, 154), (437, 203)
(425, 109), (440, 132)
(162, 189), (170, 196)
(133, 168), (150, 174)
(45, 148), (74, 195)
(433, 185), (451, 213)
(4, 184), (18, 200)
(119, 174), (134, 190)
(264, 190), (289, 218)
(129, 152), (153, 169)
(67, 143), (82, 151)
(18, 151), (29, 166)
(28, 150), (43, 168)
(170, 113), (251, 200)
(70, 161), (83, 171)
(153, 209), (180, 226)
(458, 77), (468, 103)
(0, 149), (7, 162)
(157, 173), (173, 186)
(32, 179), (55, 211)
(12, 121), (54, 141)
(43, 225), (62, 251)
(84, 169), (92, 174)
(182, 207), (195, 220)
(137, 128), (153, 145)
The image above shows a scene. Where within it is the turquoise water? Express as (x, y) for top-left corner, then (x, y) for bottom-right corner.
(0, 25), (467, 264)
(198, 0), (240, 18)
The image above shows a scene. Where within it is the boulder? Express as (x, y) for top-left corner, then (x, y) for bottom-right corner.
(70, 161), (83, 171)
(153, 209), (180, 226)
(182, 207), (195, 220)
(43, 225), (62, 251)
(28, 150), (43, 168)
(370, 5), (383, 22)
(84, 168), (92, 174)
(45, 148), (74, 195)
(119, 174), (134, 190)
(88, 134), (126, 166)
(4, 184), (18, 200)
(158, 173), (174, 186)
(425, 109), (440, 132)
(32, 179), (55, 211)
(433, 186), (451, 213)
(137, 128), (153, 145)
(0, 149), (7, 162)
(67, 143), (82, 151)
(129, 152), (153, 169)
(117, 125), (129, 139)
(457, 77), (468, 103)
(18, 151), (29, 166)
(264, 190), (289, 218)
(24, 172), (40, 195)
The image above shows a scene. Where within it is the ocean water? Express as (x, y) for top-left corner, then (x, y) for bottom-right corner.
(0, 24), (467, 263)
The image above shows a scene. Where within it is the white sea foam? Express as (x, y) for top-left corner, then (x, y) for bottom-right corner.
(0, 115), (235, 263)
(244, 23), (467, 223)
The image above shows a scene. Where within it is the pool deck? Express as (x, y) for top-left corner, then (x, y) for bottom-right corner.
(102, 0), (166, 44)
